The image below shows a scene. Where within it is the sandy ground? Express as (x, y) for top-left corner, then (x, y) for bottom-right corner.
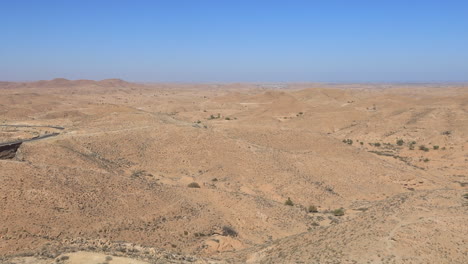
(0, 79), (467, 263)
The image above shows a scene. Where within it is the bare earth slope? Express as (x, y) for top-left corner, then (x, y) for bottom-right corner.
(0, 81), (467, 263)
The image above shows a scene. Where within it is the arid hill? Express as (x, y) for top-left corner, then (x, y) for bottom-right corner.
(0, 82), (467, 263)
(0, 78), (137, 89)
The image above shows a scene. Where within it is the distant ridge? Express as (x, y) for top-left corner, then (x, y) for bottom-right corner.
(0, 78), (139, 89)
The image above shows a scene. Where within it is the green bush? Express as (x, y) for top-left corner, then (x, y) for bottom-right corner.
(419, 145), (429, 152)
(188, 182), (201, 188)
(285, 197), (294, 206)
(222, 226), (238, 237)
(194, 232), (205, 237)
(308, 205), (318, 213)
(396, 139), (404, 146)
(433, 145), (439, 150)
(332, 208), (345, 216)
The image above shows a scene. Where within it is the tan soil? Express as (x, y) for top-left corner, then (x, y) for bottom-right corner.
(0, 81), (467, 263)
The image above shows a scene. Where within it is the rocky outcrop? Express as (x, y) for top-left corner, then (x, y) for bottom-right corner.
(0, 142), (22, 159)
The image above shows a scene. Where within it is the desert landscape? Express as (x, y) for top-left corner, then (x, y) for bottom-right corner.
(0, 79), (467, 263)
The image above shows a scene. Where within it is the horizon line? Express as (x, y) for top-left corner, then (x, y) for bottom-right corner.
(2, 78), (468, 85)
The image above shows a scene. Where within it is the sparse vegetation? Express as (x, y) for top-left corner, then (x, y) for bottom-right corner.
(4, 80), (467, 263)
(209, 113), (222, 120)
(419, 145), (429, 152)
(308, 205), (318, 213)
(222, 226), (238, 237)
(442, 130), (451, 135)
(130, 169), (145, 179)
(325, 186), (335, 193)
(187, 182), (201, 188)
(332, 208), (345, 216)
(311, 222), (320, 227)
(194, 232), (206, 237)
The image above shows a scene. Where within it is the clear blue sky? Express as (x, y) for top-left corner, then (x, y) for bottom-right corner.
(1, 0), (467, 82)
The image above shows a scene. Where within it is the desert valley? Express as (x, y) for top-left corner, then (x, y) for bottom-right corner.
(0, 79), (467, 263)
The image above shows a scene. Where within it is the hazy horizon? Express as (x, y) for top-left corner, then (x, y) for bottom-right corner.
(3, 77), (468, 85)
(2, 0), (467, 82)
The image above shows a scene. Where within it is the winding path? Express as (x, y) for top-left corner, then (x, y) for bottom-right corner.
(0, 125), (64, 148)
